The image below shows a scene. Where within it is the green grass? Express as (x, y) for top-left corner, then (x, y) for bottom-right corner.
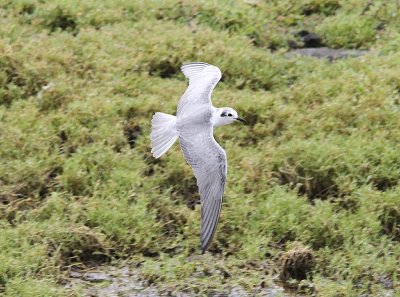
(1, 0), (400, 296)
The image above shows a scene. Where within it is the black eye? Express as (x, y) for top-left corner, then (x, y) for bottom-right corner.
(228, 113), (232, 117)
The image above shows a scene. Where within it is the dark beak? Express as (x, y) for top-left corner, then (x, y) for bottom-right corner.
(236, 117), (247, 123)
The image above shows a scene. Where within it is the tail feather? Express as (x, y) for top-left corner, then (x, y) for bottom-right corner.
(151, 112), (178, 158)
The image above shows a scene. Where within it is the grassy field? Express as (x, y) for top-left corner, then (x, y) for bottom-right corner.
(1, 0), (400, 296)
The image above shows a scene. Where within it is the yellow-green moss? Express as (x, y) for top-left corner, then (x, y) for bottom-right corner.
(1, 0), (400, 296)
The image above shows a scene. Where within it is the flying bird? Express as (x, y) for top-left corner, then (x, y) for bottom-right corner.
(150, 62), (246, 253)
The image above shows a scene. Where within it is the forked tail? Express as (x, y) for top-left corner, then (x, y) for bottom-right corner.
(151, 112), (179, 158)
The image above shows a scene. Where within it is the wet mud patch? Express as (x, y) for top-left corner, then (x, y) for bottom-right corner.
(65, 264), (296, 297)
(66, 266), (159, 297)
(286, 47), (368, 61)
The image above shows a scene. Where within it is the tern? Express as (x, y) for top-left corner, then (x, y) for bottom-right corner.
(150, 62), (245, 253)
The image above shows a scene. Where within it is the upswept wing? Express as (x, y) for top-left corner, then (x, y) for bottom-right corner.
(178, 125), (227, 253)
(177, 62), (222, 116)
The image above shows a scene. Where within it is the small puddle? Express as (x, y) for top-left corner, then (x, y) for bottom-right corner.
(65, 265), (300, 297)
(66, 266), (160, 297)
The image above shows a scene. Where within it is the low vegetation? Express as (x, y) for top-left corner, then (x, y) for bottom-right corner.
(1, 0), (400, 296)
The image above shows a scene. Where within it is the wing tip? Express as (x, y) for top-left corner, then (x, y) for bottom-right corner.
(180, 62), (221, 81)
(181, 61), (209, 68)
(200, 233), (214, 254)
(199, 195), (224, 254)
(201, 240), (211, 254)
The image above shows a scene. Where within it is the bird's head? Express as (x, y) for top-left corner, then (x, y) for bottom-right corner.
(213, 107), (246, 127)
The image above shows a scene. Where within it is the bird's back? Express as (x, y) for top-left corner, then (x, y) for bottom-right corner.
(176, 104), (213, 136)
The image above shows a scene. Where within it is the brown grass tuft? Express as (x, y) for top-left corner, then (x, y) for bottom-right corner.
(278, 244), (316, 282)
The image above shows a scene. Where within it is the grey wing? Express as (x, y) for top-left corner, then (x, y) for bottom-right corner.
(178, 127), (227, 253)
(177, 62), (222, 116)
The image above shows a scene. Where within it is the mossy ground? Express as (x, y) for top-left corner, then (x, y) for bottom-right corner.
(1, 0), (400, 296)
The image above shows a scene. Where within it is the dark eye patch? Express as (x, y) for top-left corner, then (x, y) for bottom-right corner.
(228, 113), (232, 117)
(221, 110), (227, 117)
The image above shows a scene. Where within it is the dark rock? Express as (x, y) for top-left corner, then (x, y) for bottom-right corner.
(296, 30), (323, 48)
